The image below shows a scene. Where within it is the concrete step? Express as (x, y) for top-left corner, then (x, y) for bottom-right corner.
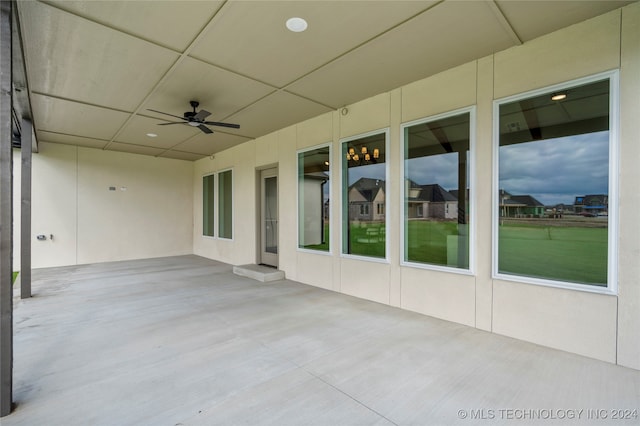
(233, 264), (285, 282)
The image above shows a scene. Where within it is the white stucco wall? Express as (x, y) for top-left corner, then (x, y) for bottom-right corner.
(14, 143), (194, 268)
(192, 4), (640, 370)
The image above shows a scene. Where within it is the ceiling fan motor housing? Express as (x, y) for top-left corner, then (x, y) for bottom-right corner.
(185, 100), (200, 119)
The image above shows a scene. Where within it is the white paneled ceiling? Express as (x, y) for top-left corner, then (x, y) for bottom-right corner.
(17, 0), (633, 161)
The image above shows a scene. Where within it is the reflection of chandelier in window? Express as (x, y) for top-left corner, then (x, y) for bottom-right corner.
(346, 146), (379, 165)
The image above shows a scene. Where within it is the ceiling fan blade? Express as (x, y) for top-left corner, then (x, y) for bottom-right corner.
(203, 121), (240, 129)
(198, 124), (213, 134)
(147, 109), (187, 121)
(157, 122), (185, 126)
(193, 109), (211, 120)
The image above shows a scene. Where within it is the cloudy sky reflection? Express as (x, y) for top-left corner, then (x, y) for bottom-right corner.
(406, 152), (460, 190)
(500, 131), (609, 205)
(347, 131), (608, 207)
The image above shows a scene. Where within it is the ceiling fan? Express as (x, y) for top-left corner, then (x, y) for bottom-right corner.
(147, 101), (240, 134)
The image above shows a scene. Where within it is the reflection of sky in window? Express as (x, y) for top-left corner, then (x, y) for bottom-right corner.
(500, 131), (609, 205)
(406, 152), (460, 189)
(347, 163), (386, 185)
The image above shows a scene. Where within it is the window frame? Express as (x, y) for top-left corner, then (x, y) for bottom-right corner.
(340, 128), (390, 264)
(202, 172), (216, 239)
(491, 70), (619, 295)
(399, 106), (476, 275)
(217, 167), (234, 241)
(296, 142), (333, 256)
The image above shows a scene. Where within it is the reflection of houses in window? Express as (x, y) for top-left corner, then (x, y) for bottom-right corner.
(574, 194), (608, 215)
(499, 189), (545, 217)
(406, 179), (458, 220)
(349, 178), (385, 221)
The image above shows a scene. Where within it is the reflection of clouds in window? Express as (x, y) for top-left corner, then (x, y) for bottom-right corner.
(348, 163), (386, 185)
(406, 152), (458, 189)
(499, 131), (609, 205)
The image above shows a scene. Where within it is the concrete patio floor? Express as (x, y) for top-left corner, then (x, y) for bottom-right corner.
(4, 255), (640, 425)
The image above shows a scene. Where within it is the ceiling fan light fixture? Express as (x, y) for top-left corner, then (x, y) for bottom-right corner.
(187, 122), (200, 127)
(286, 17), (308, 32)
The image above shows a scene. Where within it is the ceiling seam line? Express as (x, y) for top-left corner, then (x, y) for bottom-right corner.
(216, 1), (447, 120)
(280, 89), (336, 111)
(102, 55), (191, 150)
(103, 0), (231, 151)
(278, 0), (446, 94)
(187, 55), (280, 91)
(156, 132), (202, 157)
(487, 1), (522, 46)
(30, 91), (134, 114)
(155, 131), (217, 157)
(216, 88), (334, 125)
(33, 129), (110, 141)
(214, 89), (280, 123)
(155, 126), (255, 158)
(107, 140), (202, 156)
(38, 0), (183, 54)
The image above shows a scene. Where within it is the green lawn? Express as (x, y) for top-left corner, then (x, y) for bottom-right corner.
(13, 271), (18, 284)
(346, 222), (386, 258)
(302, 219), (608, 286)
(499, 223), (607, 285)
(406, 220), (461, 266)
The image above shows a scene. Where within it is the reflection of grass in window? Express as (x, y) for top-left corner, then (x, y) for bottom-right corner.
(13, 271), (18, 284)
(348, 222), (385, 258)
(303, 223), (330, 251)
(499, 223), (607, 285)
(406, 220), (459, 265)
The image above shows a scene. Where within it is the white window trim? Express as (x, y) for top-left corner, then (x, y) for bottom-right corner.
(340, 128), (391, 264)
(491, 70), (619, 295)
(399, 106), (476, 276)
(217, 167), (234, 241)
(296, 142), (333, 256)
(202, 172), (216, 239)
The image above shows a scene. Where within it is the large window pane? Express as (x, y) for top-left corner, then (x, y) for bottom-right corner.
(298, 146), (330, 251)
(342, 132), (387, 258)
(404, 111), (471, 270)
(203, 174), (215, 237)
(218, 170), (233, 239)
(497, 78), (611, 287)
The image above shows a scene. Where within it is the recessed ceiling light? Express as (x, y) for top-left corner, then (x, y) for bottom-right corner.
(286, 17), (308, 32)
(551, 93), (567, 101)
(146, 133), (158, 138)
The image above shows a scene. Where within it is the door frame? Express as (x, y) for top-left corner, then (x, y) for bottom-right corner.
(257, 166), (278, 267)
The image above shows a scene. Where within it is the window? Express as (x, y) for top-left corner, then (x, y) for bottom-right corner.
(203, 174), (215, 237)
(218, 169), (233, 239)
(298, 145), (330, 251)
(342, 130), (388, 259)
(402, 109), (472, 270)
(495, 73), (616, 289)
